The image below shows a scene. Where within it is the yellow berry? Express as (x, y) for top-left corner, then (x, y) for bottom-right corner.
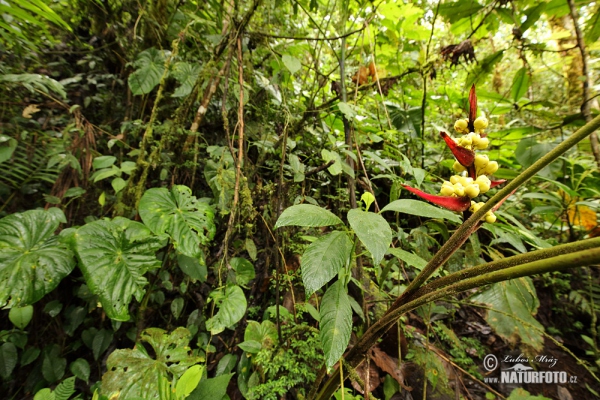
(465, 184), (480, 198)
(450, 175), (461, 184)
(485, 213), (497, 223)
(453, 183), (465, 197)
(474, 154), (489, 174)
(453, 161), (466, 172)
(461, 134), (472, 146)
(475, 175), (491, 193)
(440, 185), (455, 196)
(485, 161), (499, 175)
(454, 119), (469, 133)
(474, 117), (488, 133)
(474, 137), (489, 150)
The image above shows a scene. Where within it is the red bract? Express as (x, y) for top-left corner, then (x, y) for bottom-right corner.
(468, 84), (477, 133)
(403, 185), (471, 212)
(440, 131), (475, 167)
(490, 179), (507, 188)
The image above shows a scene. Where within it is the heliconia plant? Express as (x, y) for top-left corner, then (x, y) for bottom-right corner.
(402, 85), (506, 222)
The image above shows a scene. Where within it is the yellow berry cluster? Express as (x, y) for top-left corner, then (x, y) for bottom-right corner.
(441, 116), (499, 223)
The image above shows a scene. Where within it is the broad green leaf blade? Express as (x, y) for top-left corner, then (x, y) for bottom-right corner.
(510, 68), (530, 102)
(584, 5), (600, 44)
(176, 365), (204, 399)
(319, 281), (352, 369)
(387, 248), (427, 270)
(9, 305), (33, 329)
(229, 257), (255, 287)
(321, 149), (343, 175)
(54, 376), (76, 400)
(381, 199), (462, 224)
(188, 373), (234, 400)
(102, 327), (202, 400)
(177, 253), (207, 282)
(70, 358), (91, 382)
(275, 204), (343, 229)
(347, 209), (392, 266)
(301, 231), (353, 296)
(471, 277), (544, 350)
(205, 285), (247, 335)
(139, 185), (215, 259)
(282, 54), (301, 74)
(92, 329), (113, 361)
(0, 342), (17, 379)
(171, 62), (201, 98)
(0, 210), (75, 308)
(74, 219), (162, 321)
(33, 388), (53, 400)
(128, 48), (166, 95)
(42, 344), (66, 383)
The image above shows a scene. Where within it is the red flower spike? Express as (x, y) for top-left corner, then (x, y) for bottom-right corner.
(440, 131), (475, 167)
(403, 185), (471, 212)
(490, 179), (507, 188)
(468, 84), (477, 132)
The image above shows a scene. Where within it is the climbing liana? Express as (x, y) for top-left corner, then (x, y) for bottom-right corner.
(402, 85), (507, 221)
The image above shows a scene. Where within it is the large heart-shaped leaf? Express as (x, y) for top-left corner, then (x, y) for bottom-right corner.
(128, 47), (167, 95)
(347, 209), (392, 266)
(0, 210), (75, 308)
(139, 185), (215, 259)
(171, 62), (201, 98)
(74, 218), (163, 321)
(205, 285), (247, 335)
(102, 327), (203, 399)
(301, 231), (353, 296)
(319, 280), (352, 369)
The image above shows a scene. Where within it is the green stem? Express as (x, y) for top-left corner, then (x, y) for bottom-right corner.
(314, 247), (600, 399)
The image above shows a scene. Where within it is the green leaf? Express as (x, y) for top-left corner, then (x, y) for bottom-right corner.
(42, 344), (66, 383)
(471, 277), (544, 350)
(9, 305), (34, 329)
(584, 5), (600, 44)
(91, 166), (120, 182)
(506, 387), (551, 400)
(205, 285), (247, 334)
(438, 1), (483, 23)
(54, 376), (76, 400)
(515, 137), (562, 180)
(361, 192), (375, 211)
(102, 327), (203, 400)
(301, 231), (353, 296)
(0, 342), (17, 379)
(70, 358), (91, 382)
(0, 210), (75, 308)
(74, 219), (163, 321)
(337, 102), (357, 120)
(245, 238), (257, 261)
(381, 199), (462, 224)
(387, 248), (427, 270)
(238, 340), (262, 353)
(510, 68), (530, 102)
(0, 137), (18, 164)
(275, 204), (343, 228)
(188, 373), (233, 400)
(92, 329), (113, 361)
(128, 48), (167, 95)
(111, 177), (127, 193)
(171, 297), (184, 320)
(230, 257), (255, 287)
(519, 3), (547, 34)
(319, 281), (352, 369)
(177, 253), (207, 282)
(93, 156), (116, 169)
(282, 54), (301, 75)
(171, 62), (201, 98)
(321, 149), (343, 175)
(139, 185), (216, 259)
(347, 209), (392, 266)
(175, 365), (204, 399)
(21, 347), (41, 366)
(33, 388), (54, 400)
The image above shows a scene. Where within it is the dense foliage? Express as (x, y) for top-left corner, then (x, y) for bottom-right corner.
(1, 0), (600, 399)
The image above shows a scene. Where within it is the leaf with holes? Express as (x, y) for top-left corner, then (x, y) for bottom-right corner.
(320, 281), (352, 369)
(139, 185), (215, 260)
(74, 218), (163, 321)
(128, 48), (167, 95)
(101, 327), (203, 399)
(0, 210), (75, 308)
(347, 209), (392, 266)
(301, 231), (353, 296)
